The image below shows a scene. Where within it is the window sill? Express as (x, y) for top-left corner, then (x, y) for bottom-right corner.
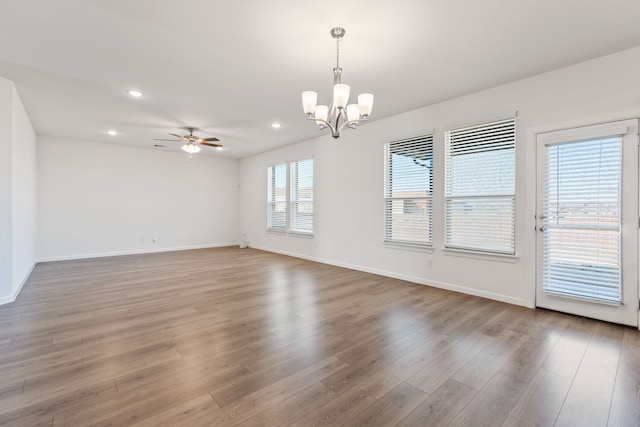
(266, 229), (314, 238)
(289, 231), (314, 239)
(442, 247), (518, 263)
(266, 229), (287, 235)
(383, 241), (434, 254)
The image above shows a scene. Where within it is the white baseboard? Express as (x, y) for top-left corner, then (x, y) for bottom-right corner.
(37, 242), (240, 263)
(248, 244), (529, 308)
(0, 261), (36, 306)
(0, 295), (14, 306)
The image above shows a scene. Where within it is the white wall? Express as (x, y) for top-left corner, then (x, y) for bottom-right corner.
(38, 137), (240, 260)
(240, 46), (640, 308)
(11, 87), (37, 295)
(0, 78), (13, 303)
(0, 77), (37, 305)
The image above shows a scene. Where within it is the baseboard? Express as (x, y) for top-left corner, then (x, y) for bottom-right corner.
(0, 261), (36, 306)
(0, 294), (14, 305)
(248, 244), (529, 308)
(37, 242), (240, 263)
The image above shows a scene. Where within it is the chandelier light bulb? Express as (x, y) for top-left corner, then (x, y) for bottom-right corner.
(302, 91), (318, 115)
(333, 84), (350, 108)
(315, 105), (329, 124)
(346, 104), (360, 122)
(358, 93), (374, 117)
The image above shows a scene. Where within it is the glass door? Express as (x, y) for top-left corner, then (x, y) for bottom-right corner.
(536, 119), (638, 327)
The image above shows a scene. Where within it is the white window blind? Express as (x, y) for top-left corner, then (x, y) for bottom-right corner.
(267, 163), (287, 230)
(542, 137), (622, 303)
(445, 118), (515, 254)
(384, 135), (433, 245)
(290, 158), (314, 233)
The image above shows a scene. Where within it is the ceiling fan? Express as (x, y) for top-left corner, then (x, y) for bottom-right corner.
(154, 128), (222, 154)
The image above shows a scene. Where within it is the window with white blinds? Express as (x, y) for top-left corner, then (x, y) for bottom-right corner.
(290, 158), (314, 234)
(267, 163), (287, 231)
(384, 135), (433, 245)
(445, 118), (516, 254)
(542, 137), (622, 303)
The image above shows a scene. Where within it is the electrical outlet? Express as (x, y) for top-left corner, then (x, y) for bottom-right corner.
(152, 236), (158, 243)
(139, 237), (144, 243)
(426, 258), (433, 267)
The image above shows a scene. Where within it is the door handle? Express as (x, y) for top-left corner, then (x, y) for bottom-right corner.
(538, 226), (547, 232)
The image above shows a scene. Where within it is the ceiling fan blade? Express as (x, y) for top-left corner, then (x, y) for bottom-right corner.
(200, 137), (220, 142)
(154, 138), (181, 141)
(199, 142), (223, 148)
(169, 133), (184, 139)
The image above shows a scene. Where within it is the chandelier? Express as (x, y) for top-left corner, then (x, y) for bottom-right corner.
(301, 27), (374, 139)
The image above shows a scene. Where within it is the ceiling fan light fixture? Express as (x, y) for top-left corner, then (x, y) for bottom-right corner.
(157, 128), (221, 156)
(182, 143), (201, 154)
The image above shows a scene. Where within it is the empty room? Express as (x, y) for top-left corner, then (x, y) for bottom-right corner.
(1, 1), (640, 425)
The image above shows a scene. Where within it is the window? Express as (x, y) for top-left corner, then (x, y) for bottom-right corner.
(267, 158), (314, 234)
(384, 135), (433, 245)
(542, 136), (622, 302)
(267, 163), (287, 231)
(290, 158), (314, 234)
(444, 117), (515, 254)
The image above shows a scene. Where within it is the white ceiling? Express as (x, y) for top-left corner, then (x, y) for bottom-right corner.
(1, 0), (639, 159)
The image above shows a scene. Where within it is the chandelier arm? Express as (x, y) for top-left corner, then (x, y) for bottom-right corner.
(334, 109), (342, 132)
(305, 116), (337, 135)
(338, 114), (371, 132)
(334, 108), (351, 138)
(338, 120), (356, 133)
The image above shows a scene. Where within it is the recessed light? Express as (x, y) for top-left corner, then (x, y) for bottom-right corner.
(271, 122), (281, 129)
(127, 89), (143, 98)
(107, 130), (118, 136)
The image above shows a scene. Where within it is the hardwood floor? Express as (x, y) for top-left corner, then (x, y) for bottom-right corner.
(0, 247), (638, 426)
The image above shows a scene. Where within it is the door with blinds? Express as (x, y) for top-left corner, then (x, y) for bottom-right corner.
(536, 119), (639, 326)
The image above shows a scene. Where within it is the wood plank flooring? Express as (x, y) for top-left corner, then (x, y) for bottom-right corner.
(0, 247), (638, 426)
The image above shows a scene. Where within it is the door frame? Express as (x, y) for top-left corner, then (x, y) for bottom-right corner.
(534, 118), (640, 327)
